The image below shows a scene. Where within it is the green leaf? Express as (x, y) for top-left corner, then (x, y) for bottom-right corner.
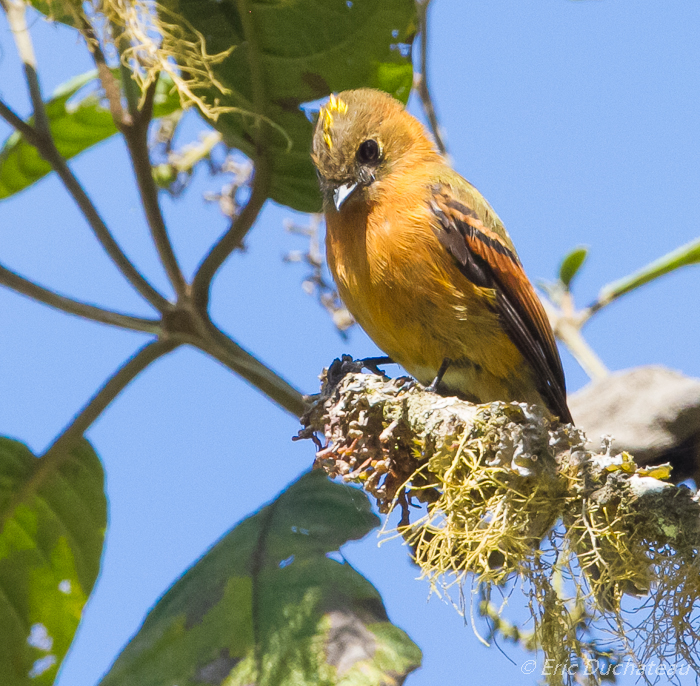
(171, 0), (417, 212)
(28, 0), (83, 28)
(597, 236), (700, 307)
(0, 72), (182, 200)
(558, 245), (588, 289)
(0, 436), (107, 686)
(99, 470), (421, 686)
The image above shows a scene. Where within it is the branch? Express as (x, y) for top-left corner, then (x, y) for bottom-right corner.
(191, 154), (271, 309)
(0, 339), (178, 537)
(415, 0), (447, 156)
(586, 236), (700, 320)
(110, 20), (140, 118)
(1, 0), (49, 136)
(194, 320), (306, 417)
(36, 143), (169, 310)
(191, 0), (271, 308)
(85, 26), (187, 301)
(0, 262), (162, 334)
(0, 2), (170, 312)
(541, 296), (609, 381)
(42, 339), (178, 461)
(0, 97), (35, 139)
(121, 105), (188, 301)
(298, 363), (700, 678)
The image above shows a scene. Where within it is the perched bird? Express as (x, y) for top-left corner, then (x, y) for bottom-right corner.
(311, 90), (572, 424)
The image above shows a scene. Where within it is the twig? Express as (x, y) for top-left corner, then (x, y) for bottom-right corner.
(585, 236), (700, 321)
(191, 0), (271, 309)
(1, 2), (169, 312)
(122, 107), (188, 300)
(0, 97), (35, 139)
(194, 320), (307, 417)
(110, 20), (140, 117)
(0, 339), (178, 537)
(554, 317), (609, 381)
(43, 339), (178, 460)
(542, 296), (609, 381)
(86, 27), (187, 301)
(415, 0), (447, 156)
(191, 155), (270, 308)
(0, 262), (162, 334)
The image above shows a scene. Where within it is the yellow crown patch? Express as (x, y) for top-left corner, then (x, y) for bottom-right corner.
(321, 93), (348, 150)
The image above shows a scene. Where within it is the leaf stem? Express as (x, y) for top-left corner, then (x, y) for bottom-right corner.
(121, 100), (188, 301)
(191, 155), (270, 308)
(0, 262), (162, 334)
(194, 320), (307, 417)
(0, 340), (178, 537)
(42, 339), (179, 462)
(190, 0), (271, 308)
(1, 3), (169, 312)
(586, 236), (700, 320)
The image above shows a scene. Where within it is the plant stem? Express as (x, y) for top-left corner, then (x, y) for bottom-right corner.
(190, 0), (271, 309)
(0, 340), (178, 537)
(1, 2), (169, 313)
(0, 262), (162, 334)
(42, 339), (179, 461)
(0, 96), (35, 138)
(191, 154), (270, 308)
(122, 106), (188, 301)
(1, 0), (49, 135)
(542, 297), (609, 382)
(415, 0), (447, 156)
(587, 236), (700, 319)
(195, 320), (307, 417)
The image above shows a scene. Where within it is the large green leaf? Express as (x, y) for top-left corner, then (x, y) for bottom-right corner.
(0, 436), (107, 686)
(100, 470), (421, 686)
(172, 0), (417, 212)
(0, 72), (182, 200)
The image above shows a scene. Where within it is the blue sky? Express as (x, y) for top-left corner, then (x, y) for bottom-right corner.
(1, 0), (699, 684)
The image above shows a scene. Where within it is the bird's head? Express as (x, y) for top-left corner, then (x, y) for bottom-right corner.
(311, 89), (439, 212)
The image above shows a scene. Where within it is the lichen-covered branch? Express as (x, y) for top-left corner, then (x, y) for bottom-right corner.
(298, 358), (700, 684)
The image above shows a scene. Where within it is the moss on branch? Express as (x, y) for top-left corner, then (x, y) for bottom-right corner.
(298, 357), (700, 684)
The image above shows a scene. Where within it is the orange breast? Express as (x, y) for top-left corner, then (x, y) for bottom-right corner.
(325, 170), (540, 405)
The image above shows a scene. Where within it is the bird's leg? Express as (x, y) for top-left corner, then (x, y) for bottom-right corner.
(425, 357), (452, 393)
(361, 355), (394, 378)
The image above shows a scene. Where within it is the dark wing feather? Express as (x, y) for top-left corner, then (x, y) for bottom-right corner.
(431, 186), (573, 423)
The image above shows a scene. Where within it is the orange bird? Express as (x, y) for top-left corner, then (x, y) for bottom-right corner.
(311, 90), (572, 424)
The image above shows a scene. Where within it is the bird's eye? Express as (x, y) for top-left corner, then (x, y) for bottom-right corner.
(357, 139), (380, 164)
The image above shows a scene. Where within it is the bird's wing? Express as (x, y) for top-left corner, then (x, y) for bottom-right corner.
(430, 183), (572, 423)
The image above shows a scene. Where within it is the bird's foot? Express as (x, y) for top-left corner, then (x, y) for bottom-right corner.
(425, 357), (452, 394)
(361, 355), (394, 378)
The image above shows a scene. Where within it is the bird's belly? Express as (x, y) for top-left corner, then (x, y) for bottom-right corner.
(338, 268), (538, 404)
(326, 207), (541, 407)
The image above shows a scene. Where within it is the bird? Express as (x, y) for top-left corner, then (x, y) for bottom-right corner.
(311, 89), (573, 424)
